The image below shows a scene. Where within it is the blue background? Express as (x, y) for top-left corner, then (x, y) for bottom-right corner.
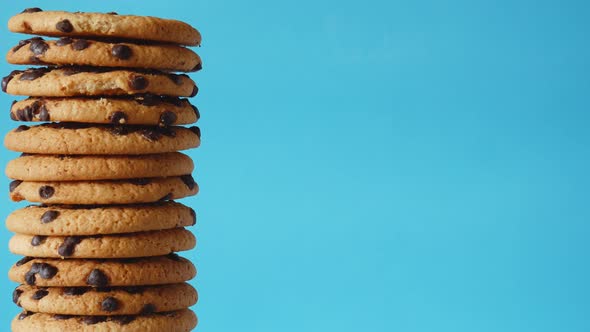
(1, 1), (589, 331)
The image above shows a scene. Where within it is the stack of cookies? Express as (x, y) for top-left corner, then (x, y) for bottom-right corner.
(2, 8), (202, 332)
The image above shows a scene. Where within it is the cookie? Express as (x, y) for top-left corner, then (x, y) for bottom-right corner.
(9, 175), (199, 204)
(6, 202), (196, 236)
(6, 153), (194, 181)
(9, 254), (196, 287)
(12, 309), (197, 332)
(5, 123), (201, 155)
(14, 283), (197, 316)
(9, 9), (201, 46)
(9, 96), (199, 125)
(2, 67), (198, 97)
(8, 37), (202, 72)
(9, 228), (196, 258)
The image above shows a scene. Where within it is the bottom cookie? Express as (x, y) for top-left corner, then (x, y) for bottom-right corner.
(12, 309), (197, 332)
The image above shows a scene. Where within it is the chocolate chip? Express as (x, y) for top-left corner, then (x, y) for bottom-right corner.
(190, 208), (197, 226)
(140, 303), (157, 315)
(16, 256), (33, 266)
(189, 126), (201, 138)
(53, 314), (74, 320)
(56, 37), (73, 46)
(159, 111), (177, 126)
(22, 8), (43, 13)
(135, 94), (159, 106)
(10, 180), (23, 192)
(32, 289), (49, 300)
(83, 316), (107, 325)
(15, 125), (30, 132)
(87, 269), (109, 287)
(112, 44), (132, 60)
(13, 288), (23, 305)
(2, 70), (23, 92)
(108, 111), (128, 124)
(190, 85), (199, 97)
(192, 62), (203, 72)
(29, 38), (49, 56)
(107, 12), (118, 15)
(25, 271), (36, 285)
(101, 297), (119, 312)
(31, 235), (47, 246)
(20, 68), (48, 81)
(129, 75), (148, 90)
(191, 105), (200, 120)
(111, 315), (135, 325)
(158, 193), (173, 202)
(58, 236), (82, 257)
(41, 210), (59, 223)
(56, 19), (73, 33)
(166, 253), (182, 261)
(72, 39), (90, 51)
(141, 128), (161, 141)
(38, 104), (50, 121)
(180, 175), (196, 190)
(129, 178), (151, 185)
(18, 311), (35, 320)
(160, 127), (176, 137)
(63, 287), (89, 296)
(168, 74), (184, 85)
(36, 263), (58, 279)
(39, 185), (55, 199)
(12, 38), (34, 52)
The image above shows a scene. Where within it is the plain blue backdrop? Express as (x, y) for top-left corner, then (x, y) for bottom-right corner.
(0, 0), (589, 331)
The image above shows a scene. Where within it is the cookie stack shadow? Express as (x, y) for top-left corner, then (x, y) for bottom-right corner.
(3, 8), (202, 332)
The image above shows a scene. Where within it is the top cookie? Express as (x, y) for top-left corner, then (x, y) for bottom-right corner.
(9, 9), (201, 46)
(8, 37), (202, 72)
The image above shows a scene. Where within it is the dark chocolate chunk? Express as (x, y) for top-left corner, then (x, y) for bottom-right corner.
(63, 287), (89, 296)
(107, 12), (118, 15)
(39, 185), (55, 199)
(140, 303), (157, 315)
(108, 111), (128, 124)
(20, 68), (49, 81)
(190, 85), (199, 97)
(13, 288), (23, 305)
(101, 297), (119, 312)
(159, 111), (177, 126)
(180, 174), (196, 190)
(56, 37), (73, 46)
(31, 289), (49, 300)
(15, 125), (30, 132)
(72, 39), (90, 51)
(24, 271), (36, 285)
(31, 235), (47, 246)
(10, 180), (23, 192)
(129, 178), (152, 185)
(87, 269), (109, 287)
(190, 208), (197, 225)
(189, 126), (201, 138)
(129, 75), (148, 90)
(35, 263), (58, 279)
(38, 104), (50, 121)
(22, 8), (43, 13)
(56, 19), (73, 33)
(41, 210), (59, 223)
(111, 315), (135, 325)
(141, 128), (161, 141)
(18, 311), (35, 320)
(57, 236), (82, 257)
(12, 38), (34, 52)
(112, 44), (132, 60)
(16, 256), (33, 266)
(29, 38), (49, 56)
(83, 316), (107, 325)
(191, 105), (200, 120)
